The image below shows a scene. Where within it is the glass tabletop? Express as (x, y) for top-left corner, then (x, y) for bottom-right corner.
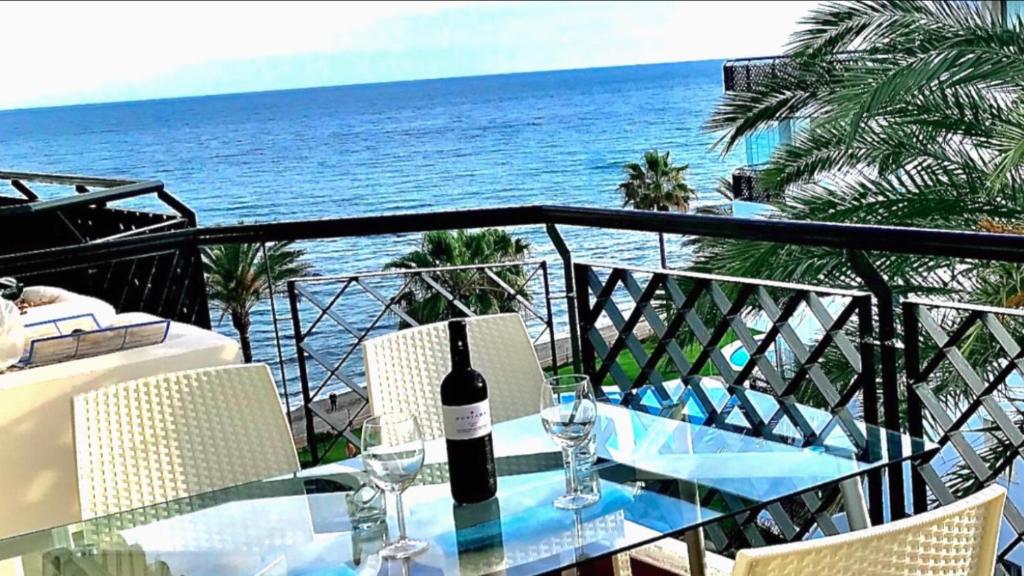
(0, 393), (936, 576)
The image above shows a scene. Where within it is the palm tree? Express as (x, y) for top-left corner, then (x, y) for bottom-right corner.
(618, 150), (696, 268)
(693, 1), (1024, 499)
(701, 1), (1024, 297)
(385, 229), (531, 327)
(202, 242), (311, 362)
(696, 0), (1024, 324)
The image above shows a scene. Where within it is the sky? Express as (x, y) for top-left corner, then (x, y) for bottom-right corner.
(1, 1), (816, 111)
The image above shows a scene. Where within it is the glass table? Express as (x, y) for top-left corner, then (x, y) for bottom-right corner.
(0, 399), (935, 576)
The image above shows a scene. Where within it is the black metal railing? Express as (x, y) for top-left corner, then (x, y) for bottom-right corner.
(287, 261), (555, 462)
(723, 55), (799, 93)
(722, 52), (854, 94)
(574, 262), (878, 550)
(576, 263), (873, 428)
(0, 171), (197, 248)
(731, 166), (778, 203)
(904, 299), (1024, 569)
(8, 198), (1024, 572)
(0, 172), (209, 326)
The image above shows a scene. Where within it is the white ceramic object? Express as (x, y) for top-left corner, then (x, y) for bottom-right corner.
(0, 299), (26, 371)
(18, 286), (116, 328)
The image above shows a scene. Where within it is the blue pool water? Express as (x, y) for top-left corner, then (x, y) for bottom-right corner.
(730, 348), (751, 366)
(0, 60), (742, 394)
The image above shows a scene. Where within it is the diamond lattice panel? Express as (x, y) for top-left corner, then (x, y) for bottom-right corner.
(574, 262), (874, 553)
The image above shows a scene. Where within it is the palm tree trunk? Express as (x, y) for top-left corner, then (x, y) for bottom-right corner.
(655, 205), (672, 269)
(232, 312), (253, 363)
(658, 232), (668, 269)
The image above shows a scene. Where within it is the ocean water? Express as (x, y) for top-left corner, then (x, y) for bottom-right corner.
(0, 60), (742, 397)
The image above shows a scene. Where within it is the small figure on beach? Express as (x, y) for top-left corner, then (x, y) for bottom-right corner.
(329, 392), (338, 413)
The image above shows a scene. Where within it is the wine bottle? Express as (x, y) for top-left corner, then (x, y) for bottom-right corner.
(441, 319), (497, 504)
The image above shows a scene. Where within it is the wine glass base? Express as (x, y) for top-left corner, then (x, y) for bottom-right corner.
(380, 537), (429, 559)
(554, 492), (600, 510)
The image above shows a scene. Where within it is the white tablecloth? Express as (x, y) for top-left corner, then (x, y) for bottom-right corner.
(0, 313), (242, 539)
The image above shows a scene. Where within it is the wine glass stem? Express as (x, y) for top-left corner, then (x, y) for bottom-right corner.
(567, 445), (579, 497)
(395, 490), (408, 542)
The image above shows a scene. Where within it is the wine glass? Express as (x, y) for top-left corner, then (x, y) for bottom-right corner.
(361, 413), (429, 559)
(540, 374), (600, 509)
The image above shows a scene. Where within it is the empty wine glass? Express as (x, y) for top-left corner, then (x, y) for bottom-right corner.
(540, 374), (600, 509)
(361, 413), (429, 559)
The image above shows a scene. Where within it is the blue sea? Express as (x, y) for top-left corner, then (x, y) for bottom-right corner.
(0, 60), (742, 397)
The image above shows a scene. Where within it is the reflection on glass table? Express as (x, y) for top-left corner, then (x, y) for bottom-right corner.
(0, 392), (936, 576)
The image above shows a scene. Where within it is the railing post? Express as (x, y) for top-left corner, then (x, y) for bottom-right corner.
(261, 241), (294, 429)
(857, 294), (884, 525)
(546, 223), (582, 373)
(848, 251), (906, 521)
(901, 300), (929, 515)
(573, 262), (597, 380)
(540, 261), (559, 373)
(287, 279), (318, 466)
(187, 236), (212, 329)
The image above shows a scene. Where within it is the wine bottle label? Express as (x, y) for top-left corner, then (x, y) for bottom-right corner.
(442, 400), (492, 440)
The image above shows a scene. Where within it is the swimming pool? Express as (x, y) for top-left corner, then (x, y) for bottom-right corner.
(724, 339), (781, 370)
(730, 347), (751, 366)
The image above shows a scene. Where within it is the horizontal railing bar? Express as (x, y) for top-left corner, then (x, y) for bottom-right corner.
(296, 259), (546, 284)
(8, 204), (1024, 277)
(723, 51), (857, 67)
(0, 171), (140, 188)
(577, 260), (871, 299)
(0, 228), (196, 276)
(0, 180), (165, 216)
(91, 218), (188, 243)
(903, 297), (1024, 318)
(194, 205), (545, 244)
(723, 54), (792, 65)
(734, 165), (768, 174)
(1, 172), (194, 224)
(541, 206), (1024, 263)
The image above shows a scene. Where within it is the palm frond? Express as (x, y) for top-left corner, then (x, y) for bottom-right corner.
(384, 229), (531, 327)
(618, 150), (695, 211)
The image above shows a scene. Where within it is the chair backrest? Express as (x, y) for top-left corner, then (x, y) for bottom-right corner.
(732, 484), (1007, 576)
(362, 313), (545, 439)
(73, 364), (299, 519)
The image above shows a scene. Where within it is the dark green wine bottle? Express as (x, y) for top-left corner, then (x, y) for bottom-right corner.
(441, 319), (497, 504)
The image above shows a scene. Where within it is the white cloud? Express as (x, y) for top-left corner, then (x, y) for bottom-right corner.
(0, 1), (814, 110)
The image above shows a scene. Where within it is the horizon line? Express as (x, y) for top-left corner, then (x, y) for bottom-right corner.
(0, 57), (727, 114)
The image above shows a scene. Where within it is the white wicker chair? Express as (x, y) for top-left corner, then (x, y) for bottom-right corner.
(625, 484), (1007, 576)
(73, 364), (299, 519)
(362, 313), (545, 439)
